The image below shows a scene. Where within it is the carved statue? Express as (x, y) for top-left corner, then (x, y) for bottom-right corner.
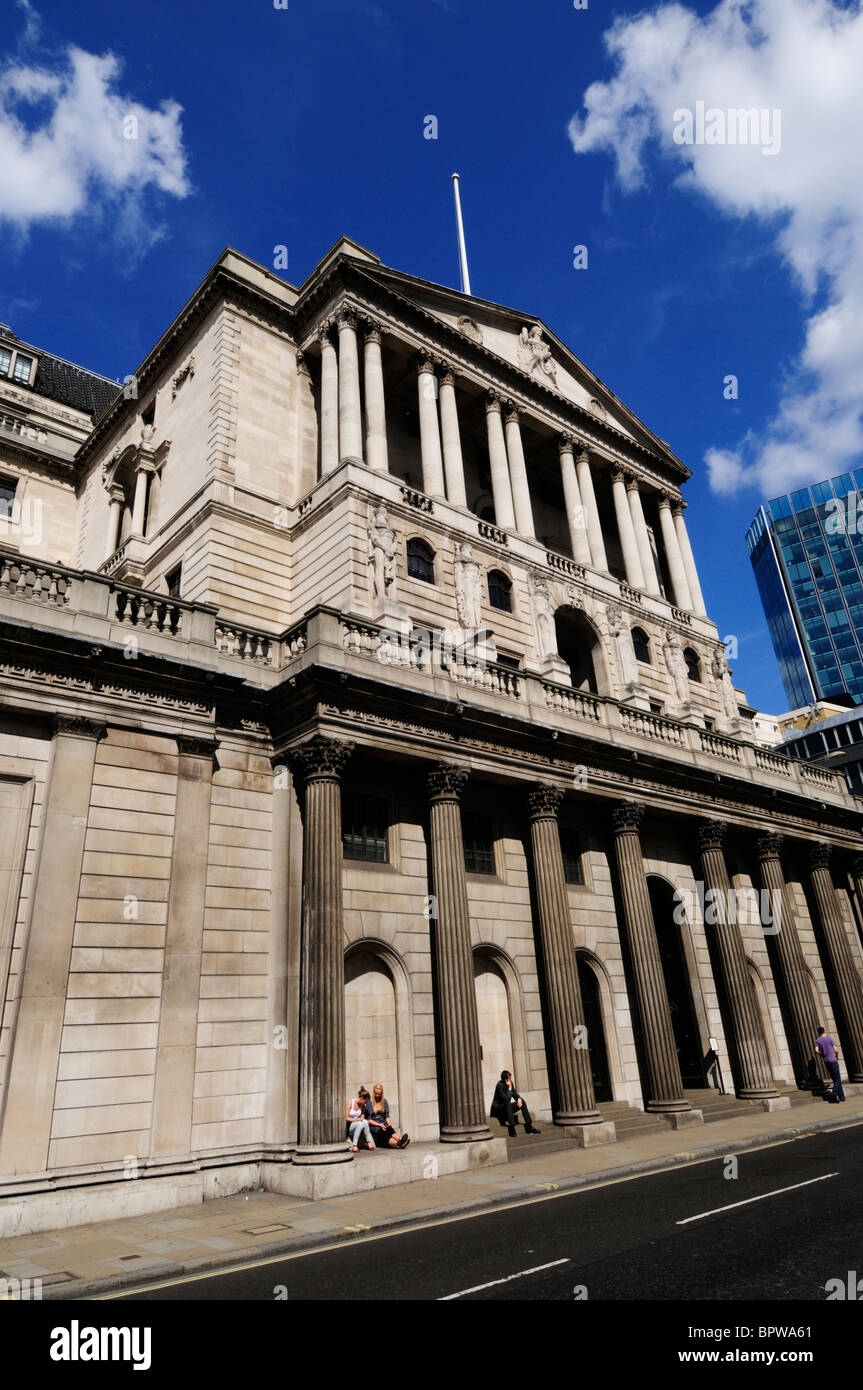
(367, 505), (397, 603)
(453, 543), (483, 630)
(711, 646), (739, 724)
(606, 606), (638, 690)
(663, 631), (690, 706)
(530, 571), (556, 658)
(519, 324), (557, 384)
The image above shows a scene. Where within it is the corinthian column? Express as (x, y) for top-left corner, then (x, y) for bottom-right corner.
(627, 479), (660, 596)
(559, 437), (593, 567)
(416, 356), (446, 499)
(755, 832), (821, 1088)
(363, 320), (388, 473)
(427, 765), (492, 1142)
(611, 469), (646, 590)
(503, 405), (536, 538)
(320, 324), (339, 475)
(528, 787), (614, 1142)
(485, 393), (516, 532)
(289, 735), (354, 1164)
(696, 820), (783, 1103)
(611, 802), (696, 1119)
(807, 842), (863, 1082)
(337, 312), (363, 462)
(439, 367), (467, 508)
(576, 445), (608, 572)
(673, 502), (707, 617)
(131, 465), (150, 536)
(659, 494), (693, 610)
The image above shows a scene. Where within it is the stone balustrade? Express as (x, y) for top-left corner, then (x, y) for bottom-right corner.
(699, 729), (742, 762)
(214, 622), (275, 664)
(114, 587), (183, 635)
(0, 553), (71, 606)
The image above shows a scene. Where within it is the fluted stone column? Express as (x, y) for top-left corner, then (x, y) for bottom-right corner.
(320, 324), (340, 475)
(611, 802), (698, 1121)
(697, 820), (784, 1104)
(756, 832), (822, 1088)
(673, 502), (707, 617)
(289, 735), (354, 1164)
(337, 312), (363, 462)
(363, 320), (388, 473)
(528, 787), (614, 1143)
(559, 437), (593, 567)
(416, 356), (446, 499)
(503, 405), (536, 538)
(439, 367), (467, 508)
(106, 485), (124, 558)
(485, 393), (516, 532)
(611, 469), (646, 590)
(427, 765), (492, 1142)
(659, 494), (693, 611)
(576, 445), (608, 572)
(627, 480), (660, 596)
(808, 842), (863, 1081)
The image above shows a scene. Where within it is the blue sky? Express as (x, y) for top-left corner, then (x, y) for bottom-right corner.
(3, 0), (863, 714)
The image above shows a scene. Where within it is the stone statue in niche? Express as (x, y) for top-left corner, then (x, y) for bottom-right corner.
(606, 605), (638, 691)
(453, 543), (483, 630)
(663, 631), (690, 706)
(530, 570), (556, 658)
(711, 646), (740, 725)
(519, 324), (558, 384)
(367, 504), (397, 604)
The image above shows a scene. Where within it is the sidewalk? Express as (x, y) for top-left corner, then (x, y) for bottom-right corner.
(4, 1093), (862, 1300)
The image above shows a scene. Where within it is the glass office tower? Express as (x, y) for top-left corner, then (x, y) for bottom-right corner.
(746, 471), (863, 709)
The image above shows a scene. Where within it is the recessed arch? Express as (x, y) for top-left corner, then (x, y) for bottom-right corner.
(553, 606), (611, 695)
(747, 958), (781, 1074)
(646, 874), (710, 1087)
(406, 535), (435, 584)
(575, 948), (624, 1102)
(473, 943), (530, 1108)
(344, 938), (416, 1136)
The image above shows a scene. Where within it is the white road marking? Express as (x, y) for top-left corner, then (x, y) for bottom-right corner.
(677, 1172), (838, 1225)
(439, 1258), (569, 1300)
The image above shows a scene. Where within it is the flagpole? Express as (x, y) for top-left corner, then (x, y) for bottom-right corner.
(451, 173), (472, 297)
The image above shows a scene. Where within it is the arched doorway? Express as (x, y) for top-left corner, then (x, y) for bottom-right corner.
(577, 954), (612, 1102)
(474, 954), (515, 1107)
(648, 877), (707, 1086)
(345, 951), (400, 1125)
(554, 608), (605, 693)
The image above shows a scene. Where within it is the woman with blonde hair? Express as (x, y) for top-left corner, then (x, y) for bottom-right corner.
(366, 1083), (410, 1149)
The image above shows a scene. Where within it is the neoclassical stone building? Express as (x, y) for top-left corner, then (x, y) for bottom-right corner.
(2, 239), (863, 1224)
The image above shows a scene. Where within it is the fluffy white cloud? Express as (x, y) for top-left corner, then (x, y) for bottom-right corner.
(0, 41), (189, 249)
(568, 0), (863, 498)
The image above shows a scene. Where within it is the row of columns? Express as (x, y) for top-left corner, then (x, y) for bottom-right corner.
(288, 735), (863, 1163)
(314, 312), (707, 615)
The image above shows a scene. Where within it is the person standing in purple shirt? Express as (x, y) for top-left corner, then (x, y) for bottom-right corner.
(815, 1027), (845, 1102)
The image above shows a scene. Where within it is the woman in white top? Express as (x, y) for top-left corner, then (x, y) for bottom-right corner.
(346, 1086), (374, 1151)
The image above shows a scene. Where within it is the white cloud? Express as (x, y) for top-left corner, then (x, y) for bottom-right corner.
(0, 40), (189, 252)
(568, 0), (863, 498)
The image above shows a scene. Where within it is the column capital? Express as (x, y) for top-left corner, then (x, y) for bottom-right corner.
(808, 840), (832, 871)
(558, 433), (575, 456)
(415, 352), (438, 376)
(288, 735), (353, 784)
(612, 800), (644, 834)
(176, 736), (219, 759)
(362, 316), (383, 344)
(439, 363), (457, 387)
(503, 400), (521, 425)
(851, 853), (863, 879)
(672, 499), (688, 517)
(610, 465), (625, 486)
(485, 390), (503, 415)
(657, 491), (675, 510)
(625, 474), (642, 494)
(527, 784), (564, 821)
(316, 316), (337, 343)
(697, 817), (727, 853)
(108, 483), (125, 505)
(755, 830), (783, 861)
(427, 762), (469, 802)
(335, 307), (358, 332)
(54, 716), (106, 741)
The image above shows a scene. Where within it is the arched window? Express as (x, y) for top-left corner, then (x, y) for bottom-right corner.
(406, 537), (435, 584)
(632, 627), (650, 664)
(684, 647), (701, 683)
(488, 569), (512, 612)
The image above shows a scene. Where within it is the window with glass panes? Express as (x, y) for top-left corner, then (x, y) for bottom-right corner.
(0, 474), (16, 519)
(342, 793), (389, 862)
(560, 827), (584, 884)
(462, 811), (495, 874)
(12, 354), (32, 384)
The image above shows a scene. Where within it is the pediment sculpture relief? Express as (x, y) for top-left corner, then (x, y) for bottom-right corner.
(519, 324), (558, 384)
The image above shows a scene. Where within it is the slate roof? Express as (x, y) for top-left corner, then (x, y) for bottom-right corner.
(0, 326), (119, 421)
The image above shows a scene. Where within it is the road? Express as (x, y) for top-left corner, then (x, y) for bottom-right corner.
(111, 1122), (863, 1302)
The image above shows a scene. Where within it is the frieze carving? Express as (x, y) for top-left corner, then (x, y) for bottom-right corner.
(696, 818), (727, 853)
(611, 800), (644, 834)
(171, 355), (196, 400)
(427, 763), (469, 801)
(288, 734), (354, 782)
(527, 785), (564, 820)
(457, 315), (483, 344)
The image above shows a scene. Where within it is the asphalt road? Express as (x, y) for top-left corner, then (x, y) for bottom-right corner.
(114, 1122), (863, 1302)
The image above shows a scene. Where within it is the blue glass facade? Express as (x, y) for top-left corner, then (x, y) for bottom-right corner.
(746, 470), (863, 708)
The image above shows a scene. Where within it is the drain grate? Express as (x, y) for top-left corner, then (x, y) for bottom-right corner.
(243, 1224), (293, 1236)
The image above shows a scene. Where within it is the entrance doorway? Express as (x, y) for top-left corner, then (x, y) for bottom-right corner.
(474, 954), (514, 1110)
(577, 954), (612, 1102)
(648, 877), (706, 1086)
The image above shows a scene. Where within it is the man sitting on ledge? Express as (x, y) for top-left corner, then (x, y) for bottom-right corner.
(491, 1069), (541, 1137)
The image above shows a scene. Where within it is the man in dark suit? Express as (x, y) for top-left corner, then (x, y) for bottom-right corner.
(490, 1070), (541, 1136)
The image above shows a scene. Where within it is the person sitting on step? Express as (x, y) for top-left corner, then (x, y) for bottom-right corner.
(366, 1083), (410, 1148)
(346, 1087), (375, 1151)
(490, 1070), (541, 1137)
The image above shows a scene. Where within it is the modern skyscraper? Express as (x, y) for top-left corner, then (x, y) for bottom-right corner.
(747, 473), (863, 709)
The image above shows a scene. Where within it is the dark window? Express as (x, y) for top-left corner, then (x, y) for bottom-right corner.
(497, 653), (521, 670)
(342, 793), (388, 862)
(462, 811), (495, 874)
(488, 569), (512, 612)
(406, 537), (435, 583)
(165, 564), (182, 598)
(632, 627), (650, 663)
(560, 828), (584, 885)
(0, 474), (16, 518)
(649, 701), (663, 715)
(703, 717), (715, 732)
(141, 401), (155, 427)
(684, 647), (701, 682)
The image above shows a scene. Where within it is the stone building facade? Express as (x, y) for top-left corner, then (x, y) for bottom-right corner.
(2, 239), (863, 1226)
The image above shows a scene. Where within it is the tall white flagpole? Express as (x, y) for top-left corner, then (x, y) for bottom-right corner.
(451, 173), (472, 297)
